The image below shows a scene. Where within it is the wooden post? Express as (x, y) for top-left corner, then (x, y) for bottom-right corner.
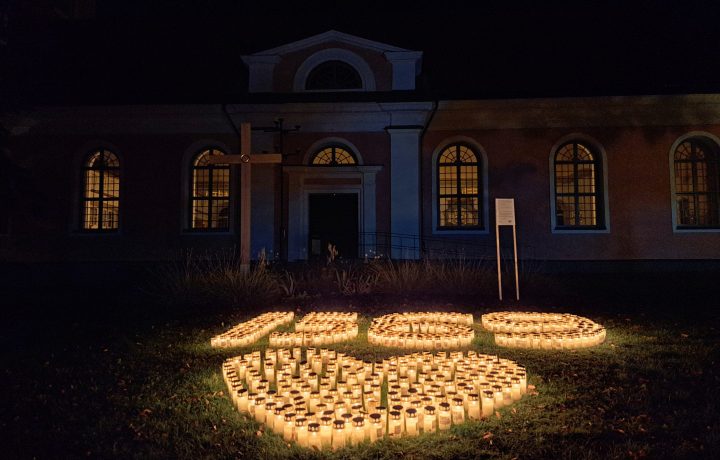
(239, 123), (252, 272)
(206, 122), (282, 273)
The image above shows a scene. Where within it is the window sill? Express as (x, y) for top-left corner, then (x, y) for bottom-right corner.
(674, 226), (720, 233)
(432, 227), (489, 236)
(551, 226), (609, 234)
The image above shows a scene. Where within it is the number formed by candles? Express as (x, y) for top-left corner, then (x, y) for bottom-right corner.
(367, 312), (475, 349)
(481, 311), (606, 349)
(222, 348), (528, 449)
(210, 312), (294, 348)
(269, 312), (359, 347)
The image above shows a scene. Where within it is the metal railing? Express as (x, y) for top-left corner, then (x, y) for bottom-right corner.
(358, 232), (535, 260)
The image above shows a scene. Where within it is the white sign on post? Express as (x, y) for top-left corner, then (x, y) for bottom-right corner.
(495, 198), (520, 302)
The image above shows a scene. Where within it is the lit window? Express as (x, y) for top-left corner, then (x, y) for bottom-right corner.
(553, 142), (604, 229)
(306, 60), (362, 90)
(437, 144), (482, 228)
(191, 148), (230, 230)
(311, 146), (357, 166)
(81, 149), (120, 231)
(673, 138), (719, 228)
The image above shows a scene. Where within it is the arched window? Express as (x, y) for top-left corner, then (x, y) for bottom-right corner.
(673, 138), (720, 228)
(437, 144), (482, 228)
(552, 141), (604, 229)
(190, 148), (230, 230)
(81, 149), (120, 231)
(311, 146), (357, 166)
(305, 60), (362, 90)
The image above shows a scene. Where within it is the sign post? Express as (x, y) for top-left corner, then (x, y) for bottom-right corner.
(495, 198), (520, 301)
(206, 122), (282, 272)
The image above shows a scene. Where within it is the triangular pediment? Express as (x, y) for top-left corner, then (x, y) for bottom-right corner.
(247, 30), (413, 57)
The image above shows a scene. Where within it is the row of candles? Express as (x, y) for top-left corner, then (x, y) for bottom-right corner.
(481, 312), (606, 349)
(368, 312), (475, 349)
(222, 347), (528, 449)
(269, 312), (359, 347)
(210, 312), (294, 348)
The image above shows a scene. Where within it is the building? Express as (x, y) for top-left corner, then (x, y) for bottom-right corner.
(2, 30), (719, 271)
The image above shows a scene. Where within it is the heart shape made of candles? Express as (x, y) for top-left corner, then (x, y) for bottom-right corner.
(481, 311), (606, 349)
(222, 348), (528, 450)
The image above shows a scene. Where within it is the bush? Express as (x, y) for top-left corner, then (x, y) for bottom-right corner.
(148, 249), (282, 311)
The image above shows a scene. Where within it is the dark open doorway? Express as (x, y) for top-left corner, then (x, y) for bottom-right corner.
(308, 193), (358, 259)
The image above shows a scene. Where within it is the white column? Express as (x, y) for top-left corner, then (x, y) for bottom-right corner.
(387, 127), (422, 259)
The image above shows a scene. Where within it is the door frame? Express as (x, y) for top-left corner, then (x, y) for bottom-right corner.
(285, 165), (381, 260)
(307, 192), (360, 259)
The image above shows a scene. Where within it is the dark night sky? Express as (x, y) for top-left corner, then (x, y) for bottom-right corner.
(2, 0), (720, 105)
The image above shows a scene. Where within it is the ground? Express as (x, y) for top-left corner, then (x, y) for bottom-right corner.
(2, 271), (719, 459)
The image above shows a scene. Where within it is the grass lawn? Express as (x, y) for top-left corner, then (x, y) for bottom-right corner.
(2, 285), (719, 459)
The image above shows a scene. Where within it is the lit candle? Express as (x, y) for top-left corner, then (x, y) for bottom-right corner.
(423, 406), (436, 433)
(272, 406), (284, 434)
(405, 408), (418, 436)
(283, 412), (295, 442)
(308, 422), (321, 450)
(388, 410), (403, 438)
(438, 402), (451, 430)
(351, 417), (365, 445)
(319, 416), (332, 448)
(295, 417), (308, 447)
(369, 412), (384, 442)
(467, 393), (480, 420)
(332, 420), (346, 450)
(451, 397), (465, 424)
(481, 390), (494, 418)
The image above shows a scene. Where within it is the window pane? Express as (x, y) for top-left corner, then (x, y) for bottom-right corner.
(104, 170), (120, 198)
(85, 170), (101, 198)
(83, 201), (100, 230)
(556, 196), (576, 226)
(439, 197), (457, 227)
(555, 164), (574, 194)
(334, 148), (356, 165)
(192, 200), (209, 229)
(460, 165), (478, 194)
(439, 165), (456, 196)
(102, 200), (119, 230)
(460, 197), (479, 226)
(312, 148), (334, 165)
(193, 169), (210, 197)
(212, 199), (230, 229)
(212, 168), (230, 197)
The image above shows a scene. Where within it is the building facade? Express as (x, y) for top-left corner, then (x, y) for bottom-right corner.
(2, 31), (720, 266)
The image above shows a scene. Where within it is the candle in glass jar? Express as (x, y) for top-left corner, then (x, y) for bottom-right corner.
(467, 393), (481, 420)
(369, 412), (384, 442)
(438, 402), (451, 430)
(332, 420), (346, 450)
(351, 417), (365, 445)
(308, 423), (321, 450)
(295, 417), (308, 446)
(272, 407), (284, 434)
(283, 413), (295, 442)
(423, 406), (436, 433)
(405, 408), (418, 436)
(319, 416), (332, 448)
(481, 390), (494, 418)
(388, 410), (403, 437)
(451, 397), (465, 424)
